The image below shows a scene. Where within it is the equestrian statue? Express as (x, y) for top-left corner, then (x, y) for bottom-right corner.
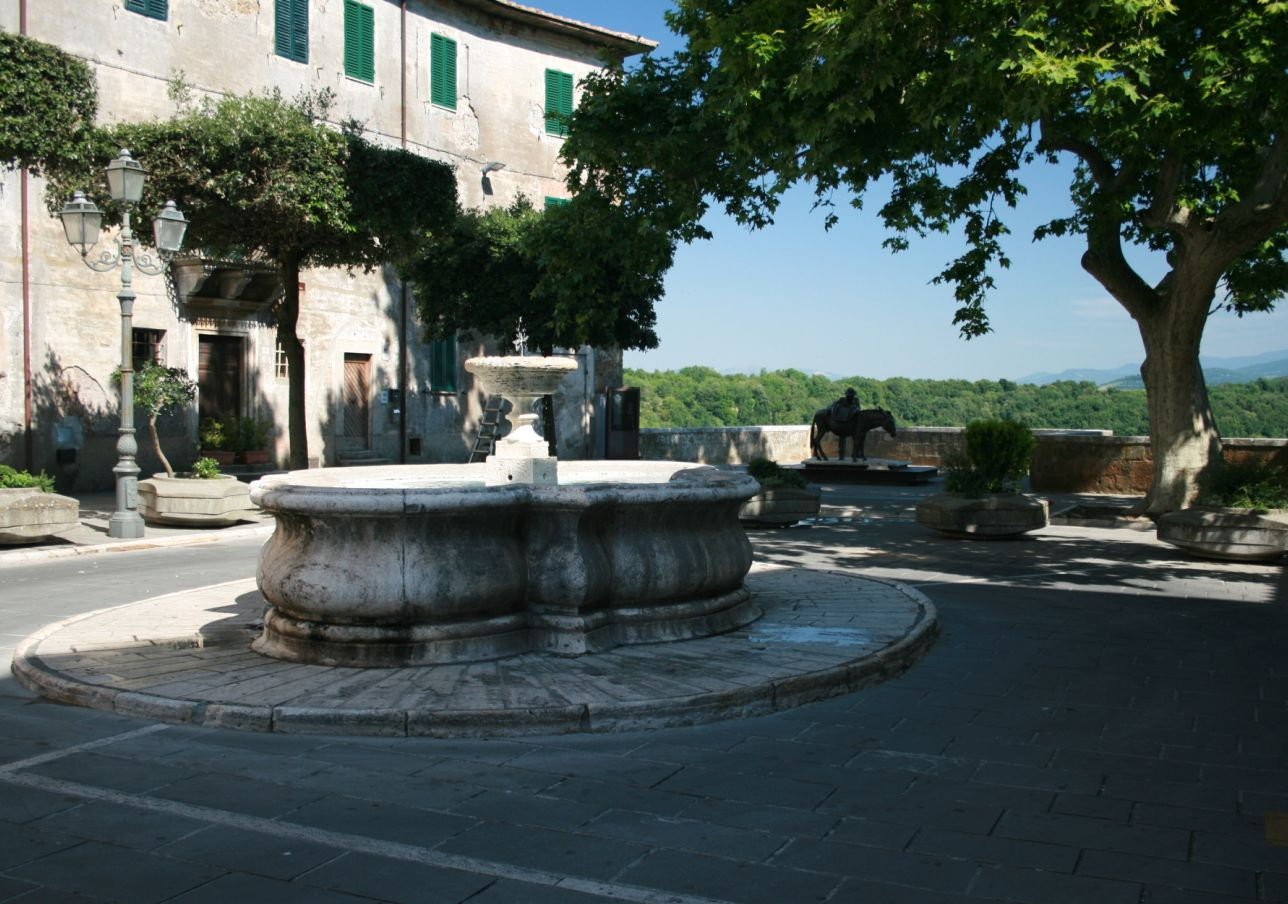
(809, 388), (898, 461)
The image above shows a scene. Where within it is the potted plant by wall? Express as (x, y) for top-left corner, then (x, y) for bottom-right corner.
(123, 365), (253, 527)
(236, 415), (272, 466)
(739, 458), (822, 526)
(916, 418), (1049, 538)
(199, 416), (236, 466)
(1156, 458), (1288, 561)
(138, 455), (255, 527)
(0, 465), (79, 545)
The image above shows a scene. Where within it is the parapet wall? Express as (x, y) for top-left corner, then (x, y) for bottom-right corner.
(639, 426), (1288, 495)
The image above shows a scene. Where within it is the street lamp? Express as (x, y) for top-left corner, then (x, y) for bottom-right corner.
(59, 149), (189, 539)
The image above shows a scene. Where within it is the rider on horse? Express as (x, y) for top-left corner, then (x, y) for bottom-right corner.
(831, 388), (860, 424)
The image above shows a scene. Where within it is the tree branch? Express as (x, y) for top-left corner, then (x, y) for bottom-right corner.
(1080, 214), (1158, 320)
(1144, 152), (1184, 230)
(1038, 115), (1116, 187)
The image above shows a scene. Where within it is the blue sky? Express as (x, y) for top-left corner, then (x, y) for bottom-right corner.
(538, 1), (1288, 381)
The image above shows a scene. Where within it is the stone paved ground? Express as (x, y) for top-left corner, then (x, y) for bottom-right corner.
(1, 482), (1286, 903)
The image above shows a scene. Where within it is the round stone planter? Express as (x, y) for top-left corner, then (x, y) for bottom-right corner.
(915, 492), (1050, 539)
(1156, 507), (1288, 562)
(0, 488), (79, 544)
(739, 486), (822, 526)
(137, 474), (254, 527)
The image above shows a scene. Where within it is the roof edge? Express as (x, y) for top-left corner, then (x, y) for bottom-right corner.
(448, 0), (658, 55)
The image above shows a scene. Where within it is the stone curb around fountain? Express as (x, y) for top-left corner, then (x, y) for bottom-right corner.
(11, 566), (939, 738)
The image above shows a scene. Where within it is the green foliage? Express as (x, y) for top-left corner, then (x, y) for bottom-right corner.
(122, 363), (197, 420)
(569, 0), (1288, 511)
(1197, 459), (1288, 510)
(746, 457), (807, 489)
(0, 32), (97, 175)
(959, 419), (1037, 494)
(45, 89), (457, 472)
(200, 417), (231, 452)
(235, 416), (271, 452)
(113, 363), (197, 478)
(623, 368), (1288, 438)
(404, 194), (667, 353)
(0, 464), (55, 493)
(188, 457), (222, 480)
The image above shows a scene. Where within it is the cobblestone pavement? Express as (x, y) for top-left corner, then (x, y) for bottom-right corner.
(2, 482), (1286, 903)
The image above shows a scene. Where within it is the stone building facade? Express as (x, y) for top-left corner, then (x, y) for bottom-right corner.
(0, 0), (652, 488)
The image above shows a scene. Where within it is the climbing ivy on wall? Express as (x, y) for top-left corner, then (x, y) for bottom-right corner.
(0, 32), (97, 174)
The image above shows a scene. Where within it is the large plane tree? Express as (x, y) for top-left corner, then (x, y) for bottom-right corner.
(565, 0), (1288, 514)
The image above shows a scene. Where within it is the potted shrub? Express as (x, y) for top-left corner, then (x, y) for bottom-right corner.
(739, 458), (822, 526)
(138, 455), (254, 527)
(915, 418), (1049, 538)
(1156, 458), (1288, 561)
(118, 363), (197, 479)
(0, 465), (79, 544)
(199, 416), (235, 466)
(236, 415), (272, 466)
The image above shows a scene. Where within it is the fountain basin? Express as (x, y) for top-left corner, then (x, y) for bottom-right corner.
(250, 462), (759, 666)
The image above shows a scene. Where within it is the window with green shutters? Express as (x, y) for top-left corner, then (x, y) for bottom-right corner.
(124, 0), (167, 20)
(275, 0), (308, 63)
(429, 337), (457, 392)
(544, 196), (570, 209)
(430, 33), (457, 110)
(544, 69), (573, 137)
(343, 0), (375, 84)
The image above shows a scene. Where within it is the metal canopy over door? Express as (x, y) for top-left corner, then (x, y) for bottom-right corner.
(342, 353), (371, 451)
(198, 335), (243, 421)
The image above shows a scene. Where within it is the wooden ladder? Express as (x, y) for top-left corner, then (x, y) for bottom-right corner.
(469, 395), (505, 462)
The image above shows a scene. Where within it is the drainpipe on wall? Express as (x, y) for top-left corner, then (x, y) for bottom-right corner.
(398, 0), (409, 463)
(20, 0), (33, 470)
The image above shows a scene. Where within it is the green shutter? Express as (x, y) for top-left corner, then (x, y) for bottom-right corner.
(344, 0), (374, 83)
(430, 33), (457, 110)
(545, 69), (573, 136)
(544, 196), (570, 208)
(276, 0), (308, 63)
(430, 337), (457, 392)
(125, 0), (167, 20)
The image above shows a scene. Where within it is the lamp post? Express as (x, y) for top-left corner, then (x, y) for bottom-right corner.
(60, 149), (189, 539)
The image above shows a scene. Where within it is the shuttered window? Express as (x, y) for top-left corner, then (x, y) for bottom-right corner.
(544, 69), (573, 137)
(544, 197), (570, 209)
(124, 0), (167, 20)
(343, 0), (375, 83)
(275, 0), (309, 63)
(430, 33), (457, 110)
(429, 337), (457, 392)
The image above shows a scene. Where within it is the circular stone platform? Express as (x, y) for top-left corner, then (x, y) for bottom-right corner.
(11, 564), (938, 737)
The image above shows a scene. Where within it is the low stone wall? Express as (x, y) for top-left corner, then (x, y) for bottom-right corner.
(640, 426), (1288, 496)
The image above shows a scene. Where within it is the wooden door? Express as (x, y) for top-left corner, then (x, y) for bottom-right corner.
(342, 354), (371, 450)
(198, 335), (243, 421)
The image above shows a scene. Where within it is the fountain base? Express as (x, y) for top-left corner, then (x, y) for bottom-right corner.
(250, 462), (760, 667)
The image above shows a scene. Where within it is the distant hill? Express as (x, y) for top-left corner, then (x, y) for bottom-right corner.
(1021, 350), (1288, 387)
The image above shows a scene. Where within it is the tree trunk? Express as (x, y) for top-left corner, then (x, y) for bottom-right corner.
(149, 415), (174, 478)
(1135, 284), (1222, 516)
(277, 256), (309, 471)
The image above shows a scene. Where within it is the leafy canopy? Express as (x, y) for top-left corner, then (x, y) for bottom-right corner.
(567, 0), (1288, 334)
(404, 193), (668, 353)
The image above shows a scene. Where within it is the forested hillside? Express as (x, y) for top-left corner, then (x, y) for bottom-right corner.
(624, 368), (1288, 438)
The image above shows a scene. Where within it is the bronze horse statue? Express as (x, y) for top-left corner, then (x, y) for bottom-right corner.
(810, 407), (897, 461)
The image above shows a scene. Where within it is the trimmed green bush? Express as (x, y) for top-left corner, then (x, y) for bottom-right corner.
(0, 464), (56, 493)
(944, 419), (1036, 496)
(188, 457), (222, 480)
(1197, 458), (1288, 510)
(746, 457), (808, 489)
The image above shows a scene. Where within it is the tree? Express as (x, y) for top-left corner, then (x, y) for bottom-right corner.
(403, 193), (671, 452)
(115, 363), (197, 479)
(47, 90), (457, 469)
(0, 32), (97, 174)
(566, 0), (1288, 514)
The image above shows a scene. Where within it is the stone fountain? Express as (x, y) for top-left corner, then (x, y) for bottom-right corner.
(249, 355), (761, 668)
